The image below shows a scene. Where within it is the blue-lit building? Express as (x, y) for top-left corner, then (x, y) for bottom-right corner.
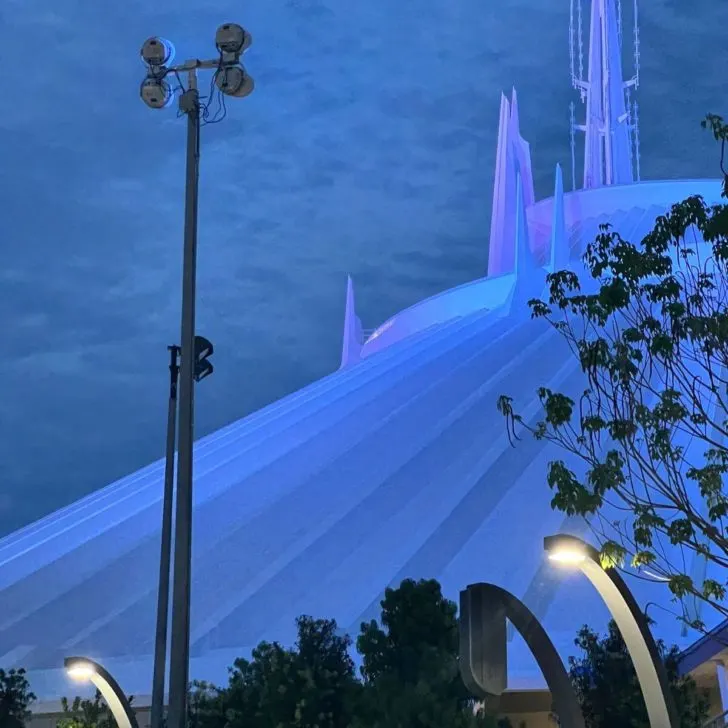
(3, 0), (727, 723)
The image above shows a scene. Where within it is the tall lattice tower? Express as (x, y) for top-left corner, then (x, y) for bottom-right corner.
(569, 0), (641, 189)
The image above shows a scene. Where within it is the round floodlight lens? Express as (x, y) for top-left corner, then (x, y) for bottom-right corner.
(141, 36), (176, 67)
(215, 66), (254, 98)
(215, 23), (251, 55)
(140, 78), (174, 109)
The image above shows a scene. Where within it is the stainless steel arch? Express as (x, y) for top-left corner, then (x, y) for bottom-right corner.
(460, 582), (585, 728)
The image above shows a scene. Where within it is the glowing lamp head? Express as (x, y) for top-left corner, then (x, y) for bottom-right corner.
(548, 548), (586, 564)
(65, 659), (96, 682)
(544, 535), (588, 567)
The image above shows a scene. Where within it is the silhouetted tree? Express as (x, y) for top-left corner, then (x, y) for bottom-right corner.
(355, 578), (501, 728)
(187, 579), (509, 728)
(569, 620), (709, 728)
(202, 615), (359, 728)
(0, 667), (35, 728)
(187, 681), (228, 728)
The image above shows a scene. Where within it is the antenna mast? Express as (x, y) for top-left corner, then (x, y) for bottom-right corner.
(568, 0), (641, 189)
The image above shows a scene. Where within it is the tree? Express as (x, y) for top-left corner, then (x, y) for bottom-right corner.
(0, 667), (35, 728)
(57, 691), (134, 728)
(355, 578), (501, 728)
(187, 681), (228, 728)
(498, 114), (728, 628)
(568, 619), (710, 728)
(213, 615), (359, 728)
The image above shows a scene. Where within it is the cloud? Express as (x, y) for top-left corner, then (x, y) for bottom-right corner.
(0, 0), (724, 537)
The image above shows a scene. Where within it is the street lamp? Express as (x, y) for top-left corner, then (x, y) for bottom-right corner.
(139, 22), (253, 728)
(544, 534), (679, 728)
(64, 657), (138, 728)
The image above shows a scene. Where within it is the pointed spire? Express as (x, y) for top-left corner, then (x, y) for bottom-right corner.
(488, 94), (510, 276)
(514, 174), (535, 277)
(340, 276), (363, 369)
(509, 87), (520, 132)
(509, 87), (535, 208)
(550, 163), (569, 270)
(509, 173), (544, 314)
(487, 94), (512, 277)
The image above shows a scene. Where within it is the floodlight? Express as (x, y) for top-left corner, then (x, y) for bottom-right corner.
(140, 77), (174, 110)
(141, 37), (176, 68)
(215, 66), (254, 98)
(215, 23), (252, 55)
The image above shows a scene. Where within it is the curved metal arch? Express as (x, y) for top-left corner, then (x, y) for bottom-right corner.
(64, 656), (139, 728)
(545, 534), (679, 728)
(460, 582), (585, 728)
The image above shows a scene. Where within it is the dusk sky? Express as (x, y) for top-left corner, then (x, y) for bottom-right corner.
(1, 0), (725, 537)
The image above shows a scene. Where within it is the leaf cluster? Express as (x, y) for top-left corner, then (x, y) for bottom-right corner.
(498, 115), (728, 629)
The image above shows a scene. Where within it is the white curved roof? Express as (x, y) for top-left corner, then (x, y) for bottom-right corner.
(1, 180), (723, 700)
(360, 179), (722, 357)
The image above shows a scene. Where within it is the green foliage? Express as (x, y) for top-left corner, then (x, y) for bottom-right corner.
(57, 691), (134, 728)
(498, 115), (728, 627)
(354, 578), (501, 728)
(0, 667), (35, 728)
(568, 620), (709, 728)
(356, 578), (458, 726)
(191, 615), (360, 728)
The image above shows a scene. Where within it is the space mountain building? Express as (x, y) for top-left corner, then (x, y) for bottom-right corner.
(1, 0), (725, 708)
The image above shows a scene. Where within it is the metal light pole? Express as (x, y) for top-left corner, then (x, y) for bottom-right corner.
(150, 345), (180, 728)
(166, 68), (201, 728)
(139, 25), (254, 728)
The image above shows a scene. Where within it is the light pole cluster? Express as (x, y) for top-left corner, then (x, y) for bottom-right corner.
(139, 23), (254, 728)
